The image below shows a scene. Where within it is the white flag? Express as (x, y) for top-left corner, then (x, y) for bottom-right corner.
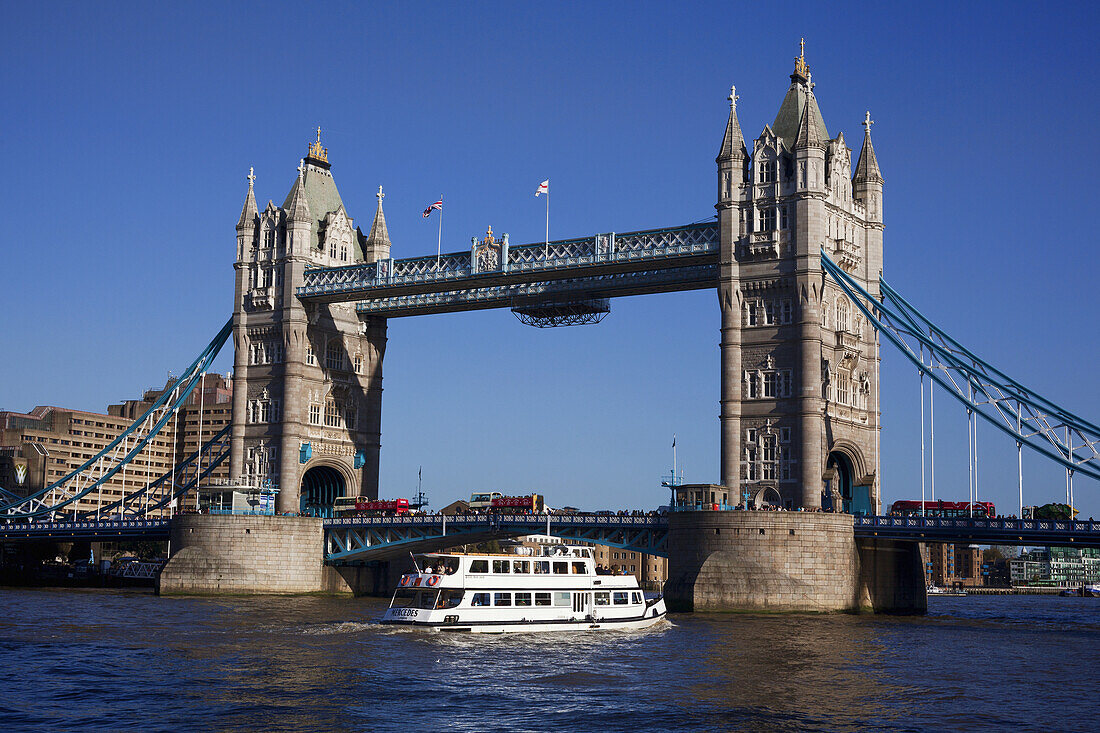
(535, 179), (549, 197)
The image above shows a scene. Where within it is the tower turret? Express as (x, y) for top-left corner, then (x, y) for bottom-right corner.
(853, 110), (884, 223)
(236, 167), (258, 260)
(362, 186), (392, 262)
(284, 160), (313, 257)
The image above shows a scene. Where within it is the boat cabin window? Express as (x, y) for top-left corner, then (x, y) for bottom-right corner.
(391, 589), (438, 610)
(437, 590), (464, 609)
(553, 592), (571, 607)
(492, 560), (511, 574)
(632, 592), (642, 604)
(594, 591), (610, 606)
(535, 592), (552, 606)
(553, 561), (568, 575)
(571, 561), (587, 574)
(514, 592), (532, 607)
(513, 560), (530, 574)
(469, 560), (489, 574)
(471, 592), (490, 607)
(613, 592), (629, 605)
(533, 561), (550, 574)
(494, 592), (512, 606)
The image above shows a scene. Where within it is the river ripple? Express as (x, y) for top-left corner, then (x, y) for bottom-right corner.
(0, 590), (1096, 732)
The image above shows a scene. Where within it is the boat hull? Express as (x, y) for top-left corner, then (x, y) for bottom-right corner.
(382, 599), (668, 633)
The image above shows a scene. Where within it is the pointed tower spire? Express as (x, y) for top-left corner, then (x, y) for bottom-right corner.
(794, 95), (825, 149)
(854, 111), (883, 182)
(236, 166), (258, 231)
(362, 185), (392, 261)
(717, 85), (746, 161)
(285, 159), (312, 223)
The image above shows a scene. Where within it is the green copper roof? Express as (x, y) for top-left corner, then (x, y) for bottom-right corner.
(772, 83), (829, 149)
(282, 162), (366, 261)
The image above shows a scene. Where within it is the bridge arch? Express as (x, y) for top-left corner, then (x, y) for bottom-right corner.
(751, 486), (783, 508)
(300, 461), (353, 517)
(825, 441), (872, 516)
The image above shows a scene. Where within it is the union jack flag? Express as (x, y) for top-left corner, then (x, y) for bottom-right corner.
(422, 199), (443, 218)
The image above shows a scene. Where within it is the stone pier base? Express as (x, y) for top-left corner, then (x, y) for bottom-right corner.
(664, 511), (926, 614)
(158, 515), (382, 596)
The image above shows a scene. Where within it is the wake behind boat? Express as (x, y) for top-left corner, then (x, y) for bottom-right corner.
(381, 544), (667, 633)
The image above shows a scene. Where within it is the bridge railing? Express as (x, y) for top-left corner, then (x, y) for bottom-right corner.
(323, 514), (666, 528)
(855, 516), (1100, 533)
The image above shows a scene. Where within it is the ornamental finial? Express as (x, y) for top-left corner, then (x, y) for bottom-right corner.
(308, 127), (329, 163)
(728, 85), (739, 110)
(794, 37), (809, 80)
(297, 158), (304, 180)
(376, 185), (384, 203)
(247, 166), (255, 188)
(863, 110), (874, 135)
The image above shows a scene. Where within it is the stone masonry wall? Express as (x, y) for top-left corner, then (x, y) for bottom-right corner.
(666, 511), (862, 612)
(159, 515), (332, 595)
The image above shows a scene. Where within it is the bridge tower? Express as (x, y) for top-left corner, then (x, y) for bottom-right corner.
(717, 46), (884, 512)
(231, 134), (389, 514)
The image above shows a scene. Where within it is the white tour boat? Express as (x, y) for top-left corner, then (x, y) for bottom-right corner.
(381, 544), (667, 633)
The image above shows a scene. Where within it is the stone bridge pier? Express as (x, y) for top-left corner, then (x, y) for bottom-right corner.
(664, 512), (925, 614)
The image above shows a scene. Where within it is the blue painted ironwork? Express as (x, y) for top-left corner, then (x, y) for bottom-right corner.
(854, 515), (1100, 547)
(296, 223), (719, 309)
(0, 320), (233, 519)
(323, 514), (669, 563)
(0, 518), (170, 542)
(822, 253), (1100, 483)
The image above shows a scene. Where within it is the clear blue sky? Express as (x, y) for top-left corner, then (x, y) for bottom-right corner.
(2, 1), (1098, 517)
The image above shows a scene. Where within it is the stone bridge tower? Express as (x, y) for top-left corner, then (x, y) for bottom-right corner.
(717, 46), (884, 512)
(231, 133), (389, 514)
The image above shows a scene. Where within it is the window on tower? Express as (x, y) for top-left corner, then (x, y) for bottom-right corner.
(758, 159), (777, 183)
(758, 207), (776, 232)
(264, 228), (276, 249)
(325, 341), (344, 371)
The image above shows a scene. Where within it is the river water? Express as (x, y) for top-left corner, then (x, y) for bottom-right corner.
(0, 590), (1095, 732)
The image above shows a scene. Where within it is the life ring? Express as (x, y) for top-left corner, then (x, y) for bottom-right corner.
(426, 574), (441, 587)
(399, 575), (412, 587)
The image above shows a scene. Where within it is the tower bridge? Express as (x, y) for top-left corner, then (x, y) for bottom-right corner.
(3, 46), (1098, 612)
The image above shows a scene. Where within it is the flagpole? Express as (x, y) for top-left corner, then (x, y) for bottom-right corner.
(544, 188), (550, 259)
(436, 195), (443, 267)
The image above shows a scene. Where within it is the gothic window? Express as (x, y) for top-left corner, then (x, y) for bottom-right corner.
(778, 370), (793, 398)
(836, 372), (852, 406)
(780, 448), (793, 481)
(763, 372), (777, 398)
(248, 397), (280, 423)
(261, 267), (273, 288)
(746, 372), (760, 399)
(248, 268), (256, 289)
(340, 243), (348, 262)
(837, 299), (850, 333)
(309, 404), (321, 425)
(746, 300), (759, 327)
(264, 228), (276, 249)
(780, 299), (793, 324)
(779, 427), (791, 443)
(746, 428), (758, 444)
(742, 445), (758, 481)
(758, 158), (777, 183)
(329, 238), (337, 259)
(306, 343), (315, 366)
(780, 205), (789, 230)
(353, 354), (363, 373)
(324, 399), (344, 428)
(765, 301), (778, 325)
(758, 207), (776, 232)
(325, 341), (344, 371)
(762, 435), (778, 480)
(344, 404), (358, 431)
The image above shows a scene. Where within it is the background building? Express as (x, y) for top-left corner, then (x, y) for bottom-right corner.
(920, 543), (986, 588)
(1010, 547), (1100, 587)
(0, 374), (232, 517)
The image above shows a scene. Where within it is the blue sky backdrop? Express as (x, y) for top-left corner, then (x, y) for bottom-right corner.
(2, 1), (1098, 516)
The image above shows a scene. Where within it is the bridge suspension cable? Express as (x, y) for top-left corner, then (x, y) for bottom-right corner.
(822, 253), (1100, 486)
(0, 319), (233, 519)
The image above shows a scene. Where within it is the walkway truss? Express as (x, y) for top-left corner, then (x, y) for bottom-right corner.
(0, 321), (233, 521)
(324, 515), (669, 563)
(822, 253), (1100, 485)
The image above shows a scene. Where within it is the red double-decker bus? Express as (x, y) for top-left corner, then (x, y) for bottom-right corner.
(489, 494), (544, 514)
(334, 496), (411, 517)
(888, 499), (996, 518)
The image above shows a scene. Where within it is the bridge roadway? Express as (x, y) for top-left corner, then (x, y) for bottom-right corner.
(4, 515), (1099, 559)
